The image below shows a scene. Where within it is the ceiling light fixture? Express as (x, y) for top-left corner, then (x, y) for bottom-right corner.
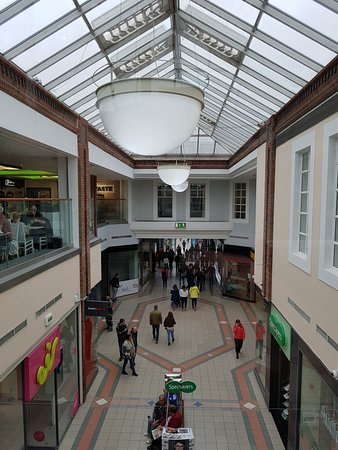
(172, 180), (189, 192)
(96, 78), (204, 156)
(157, 164), (190, 185)
(0, 163), (21, 171)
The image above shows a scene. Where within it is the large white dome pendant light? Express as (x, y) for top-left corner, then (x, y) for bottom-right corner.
(96, 78), (204, 156)
(171, 180), (189, 192)
(157, 164), (190, 186)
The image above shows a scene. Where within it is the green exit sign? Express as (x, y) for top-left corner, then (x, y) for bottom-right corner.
(175, 222), (186, 229)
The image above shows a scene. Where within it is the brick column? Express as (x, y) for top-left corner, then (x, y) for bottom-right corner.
(78, 119), (91, 399)
(262, 116), (276, 302)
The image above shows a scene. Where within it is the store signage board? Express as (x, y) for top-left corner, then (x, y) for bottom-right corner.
(175, 222), (186, 229)
(85, 300), (107, 317)
(269, 305), (291, 360)
(166, 380), (197, 393)
(24, 326), (61, 401)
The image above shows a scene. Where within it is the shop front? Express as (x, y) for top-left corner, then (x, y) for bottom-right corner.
(298, 353), (338, 450)
(268, 305), (291, 448)
(23, 311), (80, 449)
(2, 309), (81, 449)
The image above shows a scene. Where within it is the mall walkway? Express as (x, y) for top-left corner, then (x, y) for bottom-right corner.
(59, 271), (285, 450)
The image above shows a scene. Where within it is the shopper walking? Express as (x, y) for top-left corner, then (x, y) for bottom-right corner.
(110, 273), (120, 301)
(233, 319), (246, 359)
(163, 311), (176, 346)
(149, 305), (162, 343)
(179, 285), (188, 310)
(170, 284), (180, 309)
(116, 318), (128, 361)
(121, 333), (138, 376)
(255, 320), (265, 359)
(161, 268), (168, 289)
(189, 282), (200, 311)
(130, 326), (138, 355)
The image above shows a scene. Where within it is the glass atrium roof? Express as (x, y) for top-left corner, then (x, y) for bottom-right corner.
(0, 0), (337, 159)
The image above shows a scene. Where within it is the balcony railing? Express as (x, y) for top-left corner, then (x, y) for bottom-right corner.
(0, 198), (72, 272)
(96, 198), (127, 225)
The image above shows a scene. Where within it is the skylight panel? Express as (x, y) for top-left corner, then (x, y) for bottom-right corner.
(180, 0), (258, 25)
(75, 98), (96, 114)
(181, 38), (237, 74)
(75, 99), (97, 115)
(243, 56), (301, 93)
(249, 38), (317, 81)
(258, 14), (335, 66)
(0, 0), (74, 53)
(85, 0), (126, 23)
(238, 70), (290, 103)
(270, 0), (338, 41)
(229, 92), (272, 117)
(12, 18), (89, 71)
(0, 1), (16, 11)
(182, 59), (233, 86)
(37, 42), (101, 86)
(64, 84), (98, 108)
(233, 81), (280, 111)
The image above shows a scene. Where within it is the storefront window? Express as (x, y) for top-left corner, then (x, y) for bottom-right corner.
(221, 257), (252, 300)
(57, 310), (79, 440)
(0, 366), (24, 449)
(25, 374), (57, 448)
(255, 290), (267, 386)
(299, 354), (338, 450)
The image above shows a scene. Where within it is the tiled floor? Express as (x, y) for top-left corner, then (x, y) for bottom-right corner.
(59, 271), (285, 450)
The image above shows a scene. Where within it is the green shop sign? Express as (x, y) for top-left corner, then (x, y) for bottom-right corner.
(269, 314), (286, 347)
(269, 306), (291, 361)
(166, 380), (197, 393)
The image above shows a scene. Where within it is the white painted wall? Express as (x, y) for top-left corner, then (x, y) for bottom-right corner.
(88, 143), (134, 179)
(0, 256), (80, 381)
(0, 91), (77, 156)
(272, 113), (338, 372)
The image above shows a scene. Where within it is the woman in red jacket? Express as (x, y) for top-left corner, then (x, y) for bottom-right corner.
(233, 319), (246, 359)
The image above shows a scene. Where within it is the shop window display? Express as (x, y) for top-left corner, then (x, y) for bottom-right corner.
(299, 354), (338, 450)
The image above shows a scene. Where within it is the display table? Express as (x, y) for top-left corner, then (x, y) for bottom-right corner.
(162, 427), (194, 449)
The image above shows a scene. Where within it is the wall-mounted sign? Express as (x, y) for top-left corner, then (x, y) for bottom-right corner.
(269, 305), (291, 360)
(165, 380), (197, 393)
(97, 185), (115, 192)
(85, 300), (107, 317)
(24, 326), (61, 401)
(175, 222), (186, 229)
(269, 314), (286, 347)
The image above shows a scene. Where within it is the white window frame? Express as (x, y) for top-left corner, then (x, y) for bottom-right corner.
(319, 117), (338, 290)
(154, 182), (176, 220)
(187, 182), (209, 220)
(288, 131), (315, 274)
(230, 181), (248, 223)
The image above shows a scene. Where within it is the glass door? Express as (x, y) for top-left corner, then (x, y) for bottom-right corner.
(25, 374), (57, 448)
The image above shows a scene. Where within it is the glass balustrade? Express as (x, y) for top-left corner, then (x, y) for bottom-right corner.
(96, 198), (127, 225)
(0, 198), (72, 272)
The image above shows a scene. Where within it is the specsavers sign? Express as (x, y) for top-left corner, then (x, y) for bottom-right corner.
(166, 380), (197, 393)
(269, 306), (291, 360)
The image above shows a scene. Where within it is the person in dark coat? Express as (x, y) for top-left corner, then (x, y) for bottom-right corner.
(144, 394), (167, 443)
(110, 273), (120, 301)
(116, 318), (128, 361)
(170, 284), (180, 309)
(163, 311), (176, 346)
